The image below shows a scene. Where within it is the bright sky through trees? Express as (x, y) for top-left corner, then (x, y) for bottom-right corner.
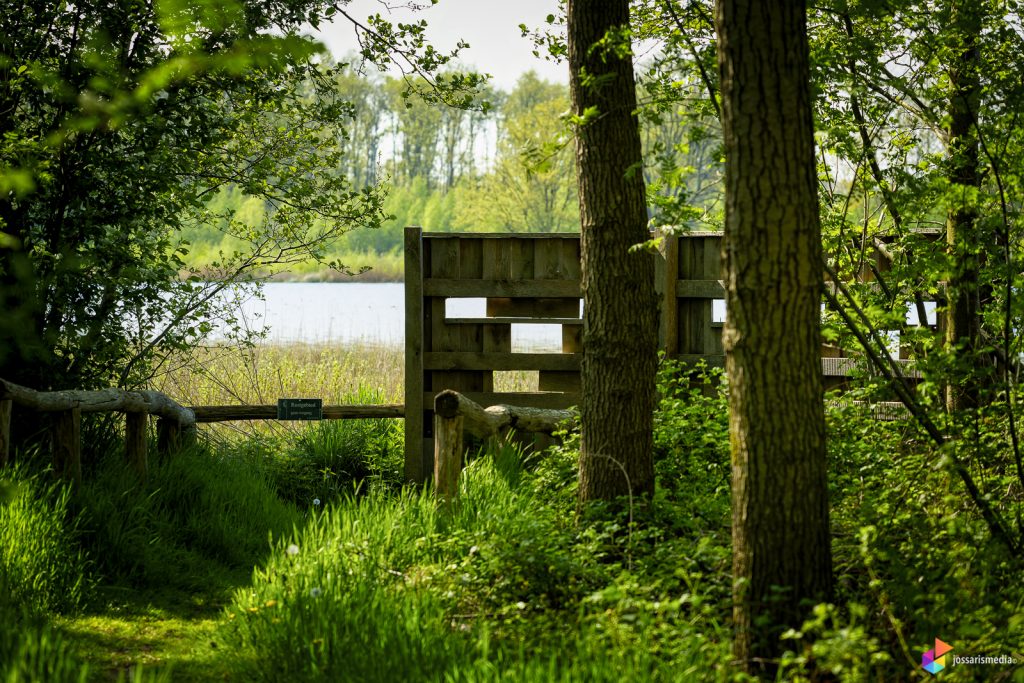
(315, 0), (568, 90)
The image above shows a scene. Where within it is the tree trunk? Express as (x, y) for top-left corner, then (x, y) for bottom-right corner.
(715, 0), (832, 672)
(944, 0), (983, 413)
(567, 0), (658, 504)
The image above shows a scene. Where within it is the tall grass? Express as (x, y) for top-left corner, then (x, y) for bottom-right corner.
(157, 342), (538, 408)
(218, 454), (734, 682)
(78, 446), (301, 591)
(0, 466), (91, 682)
(0, 465), (92, 614)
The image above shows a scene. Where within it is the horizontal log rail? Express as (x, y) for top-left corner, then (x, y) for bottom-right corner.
(432, 389), (575, 499)
(191, 404), (404, 422)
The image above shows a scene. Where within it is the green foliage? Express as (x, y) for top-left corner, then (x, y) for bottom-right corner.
(218, 439), (734, 682)
(0, 466), (92, 614)
(652, 358), (730, 517)
(78, 446), (299, 590)
(0, 466), (90, 682)
(273, 413), (405, 504)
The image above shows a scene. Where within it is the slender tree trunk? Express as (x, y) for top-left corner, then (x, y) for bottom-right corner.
(945, 0), (983, 413)
(567, 0), (658, 504)
(715, 0), (832, 672)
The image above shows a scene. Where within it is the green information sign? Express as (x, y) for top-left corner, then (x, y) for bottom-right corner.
(277, 398), (323, 420)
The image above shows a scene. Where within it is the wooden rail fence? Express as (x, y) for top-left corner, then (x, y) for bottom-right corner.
(0, 376), (402, 484)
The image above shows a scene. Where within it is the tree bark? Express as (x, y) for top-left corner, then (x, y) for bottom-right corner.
(567, 0), (659, 505)
(944, 0), (983, 413)
(715, 0), (832, 672)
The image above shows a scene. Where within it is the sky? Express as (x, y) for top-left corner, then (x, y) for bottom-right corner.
(312, 0), (568, 92)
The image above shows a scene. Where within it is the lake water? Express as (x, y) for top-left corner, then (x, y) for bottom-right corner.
(214, 282), (937, 351)
(217, 282), (567, 351)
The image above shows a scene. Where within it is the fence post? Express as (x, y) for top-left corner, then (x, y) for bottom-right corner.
(53, 406), (82, 486)
(156, 417), (180, 457)
(126, 412), (148, 479)
(433, 394), (463, 500)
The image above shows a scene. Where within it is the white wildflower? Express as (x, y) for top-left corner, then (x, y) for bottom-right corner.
(286, 544), (299, 556)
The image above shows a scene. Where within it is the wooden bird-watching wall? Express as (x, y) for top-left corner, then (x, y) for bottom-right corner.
(403, 227), (741, 484)
(404, 227), (938, 483)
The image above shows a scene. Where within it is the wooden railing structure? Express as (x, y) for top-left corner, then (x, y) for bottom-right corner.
(0, 376), (402, 484)
(403, 227), (939, 484)
(0, 228), (940, 490)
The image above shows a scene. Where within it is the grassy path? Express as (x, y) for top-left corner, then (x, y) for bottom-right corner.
(56, 581), (243, 681)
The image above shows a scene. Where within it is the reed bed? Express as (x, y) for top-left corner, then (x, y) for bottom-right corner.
(153, 342), (538, 440)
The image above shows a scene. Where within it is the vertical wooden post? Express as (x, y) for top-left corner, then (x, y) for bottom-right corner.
(125, 412), (148, 479)
(53, 406), (82, 486)
(0, 400), (11, 468)
(156, 418), (181, 457)
(433, 411), (463, 501)
(404, 226), (426, 483)
(663, 232), (680, 357)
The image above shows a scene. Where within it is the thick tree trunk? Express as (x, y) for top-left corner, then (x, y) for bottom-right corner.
(715, 0), (832, 672)
(944, 0), (983, 413)
(567, 0), (658, 504)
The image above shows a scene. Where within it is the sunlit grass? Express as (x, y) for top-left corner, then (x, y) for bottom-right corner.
(154, 341), (538, 440)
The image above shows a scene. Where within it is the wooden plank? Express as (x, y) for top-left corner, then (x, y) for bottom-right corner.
(52, 407), (81, 486)
(534, 239), (563, 279)
(561, 238), (581, 280)
(702, 235), (722, 278)
(482, 323), (512, 354)
(486, 297), (581, 318)
(562, 323), (583, 353)
(422, 231), (580, 239)
(424, 352), (581, 372)
(701, 300), (720, 354)
(126, 412), (148, 479)
(539, 371), (581, 393)
(459, 238), (483, 279)
(447, 317), (582, 325)
(429, 237), (461, 279)
(191, 404), (405, 423)
(511, 238), (535, 280)
(423, 391), (580, 410)
(0, 400), (10, 468)
(676, 280), (726, 298)
(481, 238), (511, 280)
(404, 226), (426, 483)
(425, 279), (580, 298)
(433, 411), (463, 501)
(663, 234), (679, 355)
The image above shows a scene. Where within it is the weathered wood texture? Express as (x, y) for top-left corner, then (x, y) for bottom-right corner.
(405, 229), (584, 483)
(434, 389), (574, 440)
(52, 407), (81, 486)
(403, 227), (937, 483)
(126, 412), (148, 479)
(433, 412), (463, 500)
(0, 377), (195, 425)
(191, 405), (404, 422)
(432, 390), (575, 499)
